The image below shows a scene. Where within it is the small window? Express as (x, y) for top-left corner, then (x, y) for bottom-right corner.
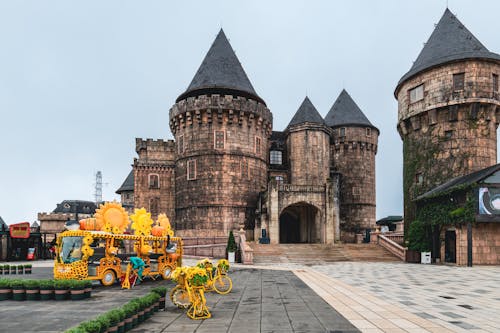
(416, 173), (423, 185)
(275, 176), (284, 184)
(214, 130), (225, 149)
(453, 73), (465, 91)
(445, 130), (453, 139)
(149, 198), (159, 216)
(187, 160), (196, 180)
(255, 137), (261, 155)
(178, 135), (184, 154)
(339, 127), (346, 137)
(409, 84), (424, 103)
(149, 174), (159, 189)
(493, 74), (498, 92)
(270, 151), (282, 165)
(366, 128), (371, 137)
(241, 160), (248, 178)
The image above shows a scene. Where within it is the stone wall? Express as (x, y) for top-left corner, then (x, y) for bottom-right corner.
(331, 126), (378, 240)
(286, 124), (330, 186)
(134, 138), (176, 221)
(169, 94), (272, 237)
(453, 223), (500, 265)
(397, 60), (500, 225)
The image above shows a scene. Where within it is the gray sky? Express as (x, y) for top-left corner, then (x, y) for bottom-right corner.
(1, 0), (500, 225)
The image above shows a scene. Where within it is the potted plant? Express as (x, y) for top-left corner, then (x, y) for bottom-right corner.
(79, 320), (102, 333)
(121, 303), (135, 331)
(0, 278), (11, 301)
(106, 309), (121, 333)
(0, 265), (3, 275)
(226, 231), (237, 263)
(24, 279), (40, 301)
(151, 286), (167, 311)
(17, 264), (24, 274)
(64, 327), (86, 333)
(24, 264), (32, 274)
(10, 265), (17, 274)
(54, 279), (70, 300)
(95, 314), (110, 333)
(10, 279), (25, 301)
(84, 280), (92, 299)
(115, 308), (126, 333)
(3, 265), (9, 275)
(39, 280), (54, 300)
(70, 280), (86, 301)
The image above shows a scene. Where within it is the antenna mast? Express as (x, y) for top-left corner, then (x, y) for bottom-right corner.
(95, 171), (103, 204)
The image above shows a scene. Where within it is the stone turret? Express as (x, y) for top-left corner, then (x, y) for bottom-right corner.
(286, 97), (330, 185)
(395, 9), (500, 226)
(169, 30), (272, 237)
(325, 90), (378, 241)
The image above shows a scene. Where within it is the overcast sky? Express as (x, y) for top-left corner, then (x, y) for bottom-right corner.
(1, 0), (500, 225)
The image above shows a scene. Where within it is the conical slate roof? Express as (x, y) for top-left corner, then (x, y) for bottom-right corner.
(397, 9), (500, 88)
(116, 170), (134, 194)
(287, 97), (325, 128)
(325, 90), (374, 128)
(177, 29), (263, 103)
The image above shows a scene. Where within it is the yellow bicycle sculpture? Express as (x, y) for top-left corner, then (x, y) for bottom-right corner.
(170, 259), (232, 320)
(171, 266), (211, 320)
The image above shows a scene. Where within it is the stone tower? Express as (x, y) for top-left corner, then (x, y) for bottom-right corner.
(169, 30), (273, 237)
(133, 138), (176, 221)
(286, 97), (330, 185)
(325, 90), (379, 241)
(395, 9), (500, 226)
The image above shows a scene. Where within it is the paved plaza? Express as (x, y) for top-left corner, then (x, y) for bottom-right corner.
(1, 260), (499, 332)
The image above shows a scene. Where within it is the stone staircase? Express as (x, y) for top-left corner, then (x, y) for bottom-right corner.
(251, 243), (401, 265)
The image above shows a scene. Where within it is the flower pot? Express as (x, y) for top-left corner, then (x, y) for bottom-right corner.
(40, 288), (54, 300)
(124, 317), (133, 331)
(10, 266), (16, 275)
(116, 321), (125, 333)
(17, 266), (24, 274)
(228, 251), (235, 263)
(132, 313), (138, 327)
(0, 288), (12, 301)
(12, 288), (25, 301)
(70, 288), (86, 301)
(25, 287), (40, 301)
(24, 266), (32, 274)
(107, 325), (118, 333)
(3, 266), (9, 275)
(54, 288), (69, 301)
(84, 285), (92, 299)
(138, 310), (145, 323)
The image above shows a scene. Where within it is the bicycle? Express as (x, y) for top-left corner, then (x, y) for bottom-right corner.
(170, 266), (211, 320)
(197, 258), (232, 294)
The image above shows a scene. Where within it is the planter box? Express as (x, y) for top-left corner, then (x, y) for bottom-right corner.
(406, 250), (421, 263)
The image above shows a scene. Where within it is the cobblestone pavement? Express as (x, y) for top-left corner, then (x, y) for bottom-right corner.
(307, 262), (500, 333)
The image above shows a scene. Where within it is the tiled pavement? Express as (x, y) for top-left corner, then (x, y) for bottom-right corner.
(2, 260), (500, 332)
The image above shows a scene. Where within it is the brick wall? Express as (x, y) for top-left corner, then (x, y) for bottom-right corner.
(454, 223), (500, 265)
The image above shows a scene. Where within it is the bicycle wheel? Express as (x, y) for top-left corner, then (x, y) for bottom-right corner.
(170, 286), (191, 309)
(213, 275), (232, 294)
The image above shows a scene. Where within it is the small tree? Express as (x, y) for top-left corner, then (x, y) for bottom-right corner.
(226, 231), (237, 253)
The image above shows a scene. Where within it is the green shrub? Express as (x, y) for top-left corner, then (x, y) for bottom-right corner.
(79, 320), (101, 333)
(54, 279), (71, 289)
(96, 314), (110, 331)
(23, 264), (32, 268)
(0, 278), (11, 288)
(10, 279), (24, 288)
(121, 303), (136, 317)
(407, 220), (431, 252)
(226, 231), (237, 252)
(106, 309), (121, 326)
(151, 286), (167, 297)
(39, 280), (54, 289)
(64, 327), (86, 333)
(116, 308), (126, 321)
(23, 280), (39, 288)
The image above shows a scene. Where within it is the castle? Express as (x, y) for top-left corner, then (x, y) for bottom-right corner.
(117, 30), (378, 243)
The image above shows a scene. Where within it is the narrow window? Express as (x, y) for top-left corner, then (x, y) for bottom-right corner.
(214, 130), (225, 149)
(366, 128), (371, 137)
(416, 173), (423, 185)
(493, 74), (498, 94)
(149, 174), (159, 189)
(339, 127), (346, 137)
(270, 150), (282, 165)
(187, 160), (196, 180)
(255, 137), (261, 155)
(241, 160), (248, 178)
(275, 176), (284, 184)
(445, 130), (453, 139)
(453, 73), (465, 91)
(149, 198), (159, 216)
(178, 135), (184, 154)
(449, 105), (458, 121)
(409, 84), (424, 103)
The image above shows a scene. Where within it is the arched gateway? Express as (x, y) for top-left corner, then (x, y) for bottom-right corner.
(279, 203), (320, 243)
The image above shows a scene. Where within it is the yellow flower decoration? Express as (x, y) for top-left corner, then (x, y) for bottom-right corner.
(83, 235), (93, 245)
(130, 208), (153, 236)
(94, 201), (130, 234)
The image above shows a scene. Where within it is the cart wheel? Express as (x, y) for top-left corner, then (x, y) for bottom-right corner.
(101, 270), (116, 286)
(213, 275), (232, 294)
(162, 265), (174, 280)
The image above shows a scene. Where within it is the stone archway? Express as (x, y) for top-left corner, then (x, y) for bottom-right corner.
(279, 203), (320, 243)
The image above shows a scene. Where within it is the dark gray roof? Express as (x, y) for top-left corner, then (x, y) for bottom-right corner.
(376, 216), (403, 225)
(287, 97), (325, 128)
(416, 163), (500, 201)
(325, 90), (375, 129)
(0, 216), (6, 227)
(177, 29), (263, 104)
(397, 9), (500, 89)
(116, 170), (134, 194)
(53, 200), (97, 214)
